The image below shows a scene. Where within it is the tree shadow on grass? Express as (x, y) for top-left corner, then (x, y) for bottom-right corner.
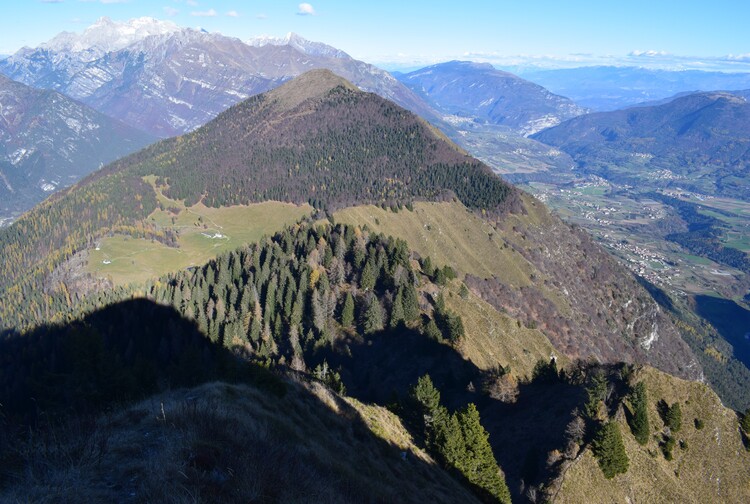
(317, 326), (591, 503)
(0, 299), (480, 503)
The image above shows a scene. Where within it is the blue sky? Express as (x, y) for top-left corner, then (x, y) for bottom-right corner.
(2, 0), (750, 71)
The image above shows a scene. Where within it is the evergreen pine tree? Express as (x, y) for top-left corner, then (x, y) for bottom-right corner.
(445, 313), (465, 343)
(402, 282), (420, 322)
(592, 421), (629, 479)
(362, 296), (384, 334)
(438, 413), (466, 470)
(456, 403), (512, 503)
(421, 256), (435, 278)
(435, 267), (447, 286)
(390, 288), (405, 328)
(311, 288), (326, 332)
(249, 317), (262, 344)
(666, 403), (682, 433)
(628, 381), (650, 445)
(424, 318), (443, 342)
(360, 258), (376, 291)
(341, 291), (355, 328)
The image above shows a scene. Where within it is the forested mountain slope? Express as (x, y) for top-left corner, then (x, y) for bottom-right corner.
(0, 70), (700, 385)
(0, 74), (155, 223)
(4, 70), (750, 503)
(532, 92), (750, 200)
(0, 69), (513, 329)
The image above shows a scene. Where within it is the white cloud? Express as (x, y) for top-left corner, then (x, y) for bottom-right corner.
(191, 8), (217, 17)
(297, 3), (315, 16)
(226, 10), (239, 18)
(629, 50), (670, 57)
(256, 13), (268, 19)
(164, 6), (179, 16)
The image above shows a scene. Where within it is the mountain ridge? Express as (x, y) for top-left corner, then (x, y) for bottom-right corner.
(0, 73), (155, 224)
(0, 22), (441, 138)
(398, 60), (586, 136)
(531, 91), (750, 200)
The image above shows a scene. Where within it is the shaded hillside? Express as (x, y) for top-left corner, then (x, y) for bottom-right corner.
(0, 69), (514, 331)
(0, 74), (155, 223)
(399, 61), (585, 136)
(0, 299), (481, 503)
(532, 92), (750, 200)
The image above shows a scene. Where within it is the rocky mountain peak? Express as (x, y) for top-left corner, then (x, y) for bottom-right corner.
(41, 16), (180, 55)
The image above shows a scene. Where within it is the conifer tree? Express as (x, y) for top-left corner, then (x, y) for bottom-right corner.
(363, 296), (384, 334)
(592, 421), (629, 479)
(435, 267), (447, 286)
(666, 403), (682, 433)
(360, 258), (376, 291)
(456, 404), (511, 503)
(341, 291), (355, 328)
(421, 256), (435, 278)
(424, 318), (443, 342)
(390, 288), (405, 328)
(627, 381), (650, 445)
(412, 374), (446, 431)
(311, 288), (326, 332)
(402, 283), (420, 322)
(438, 413), (466, 470)
(249, 317), (262, 343)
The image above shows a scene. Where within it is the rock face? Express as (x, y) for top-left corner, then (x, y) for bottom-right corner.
(397, 60), (586, 136)
(0, 22), (439, 137)
(465, 194), (702, 381)
(0, 74), (155, 223)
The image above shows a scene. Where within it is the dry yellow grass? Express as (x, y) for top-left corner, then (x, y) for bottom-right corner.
(556, 366), (750, 503)
(443, 282), (563, 378)
(2, 380), (480, 503)
(334, 201), (535, 287)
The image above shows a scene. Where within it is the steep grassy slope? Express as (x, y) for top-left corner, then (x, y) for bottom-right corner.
(1, 379), (481, 503)
(336, 199), (701, 381)
(556, 366), (750, 503)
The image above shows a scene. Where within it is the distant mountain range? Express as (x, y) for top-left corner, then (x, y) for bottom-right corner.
(246, 31), (350, 59)
(0, 74), (155, 224)
(532, 91), (750, 200)
(521, 66), (750, 111)
(397, 60), (586, 136)
(0, 17), (437, 138)
(0, 19), (593, 194)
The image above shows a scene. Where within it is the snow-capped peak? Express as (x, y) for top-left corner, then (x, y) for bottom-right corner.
(42, 17), (181, 54)
(246, 32), (349, 59)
